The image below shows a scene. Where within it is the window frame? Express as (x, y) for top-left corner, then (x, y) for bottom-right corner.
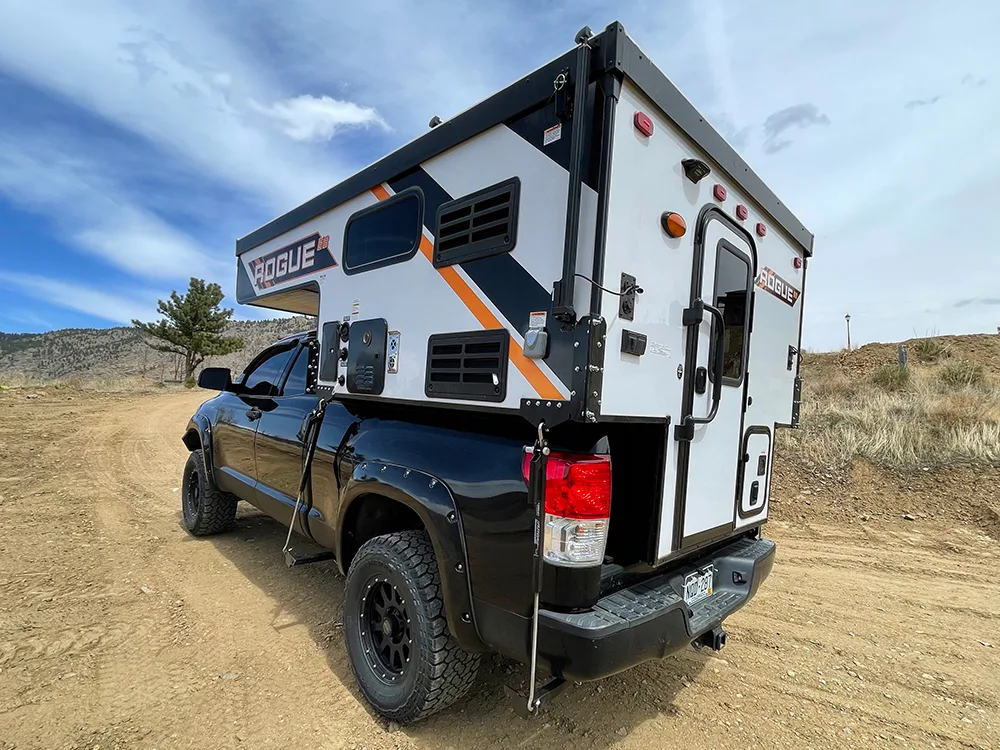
(239, 341), (299, 398)
(278, 340), (317, 397)
(342, 186), (424, 276)
(709, 238), (754, 388)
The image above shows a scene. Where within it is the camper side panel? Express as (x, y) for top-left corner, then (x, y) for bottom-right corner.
(237, 122), (598, 413)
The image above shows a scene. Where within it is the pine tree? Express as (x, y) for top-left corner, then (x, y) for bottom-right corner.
(132, 278), (244, 383)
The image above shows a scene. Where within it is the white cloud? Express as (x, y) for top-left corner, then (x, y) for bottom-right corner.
(1, 272), (158, 325)
(0, 0), (378, 211)
(0, 136), (224, 281)
(251, 95), (388, 142)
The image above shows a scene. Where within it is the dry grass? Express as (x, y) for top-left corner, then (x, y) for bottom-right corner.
(0, 372), (173, 394)
(913, 337), (951, 362)
(782, 344), (1000, 471)
(871, 363), (911, 392)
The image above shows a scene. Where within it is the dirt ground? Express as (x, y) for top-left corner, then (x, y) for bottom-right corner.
(1, 389), (998, 750)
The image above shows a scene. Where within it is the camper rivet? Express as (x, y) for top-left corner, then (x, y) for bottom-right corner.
(447, 511), (456, 522)
(535, 400), (541, 407)
(570, 390), (576, 397)
(403, 469), (410, 478)
(592, 391), (598, 397)
(546, 401), (551, 407)
(556, 403), (562, 409)
(597, 341), (602, 348)
(542, 446), (550, 456)
(574, 342), (580, 348)
(574, 366), (581, 372)
(360, 462), (367, 470)
(429, 479), (438, 489)
(456, 563), (464, 573)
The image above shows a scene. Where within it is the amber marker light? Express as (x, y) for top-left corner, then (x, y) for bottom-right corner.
(661, 212), (687, 238)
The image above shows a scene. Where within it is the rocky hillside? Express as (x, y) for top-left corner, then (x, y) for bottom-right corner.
(0, 317), (314, 382)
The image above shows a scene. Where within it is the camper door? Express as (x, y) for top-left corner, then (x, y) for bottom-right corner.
(674, 211), (755, 550)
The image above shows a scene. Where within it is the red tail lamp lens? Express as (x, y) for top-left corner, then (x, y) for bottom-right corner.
(521, 451), (612, 520)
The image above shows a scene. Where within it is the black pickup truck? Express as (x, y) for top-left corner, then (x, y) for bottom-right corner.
(182, 329), (775, 723)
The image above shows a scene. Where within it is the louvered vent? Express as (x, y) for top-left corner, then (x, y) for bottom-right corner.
(425, 330), (509, 402)
(433, 177), (520, 267)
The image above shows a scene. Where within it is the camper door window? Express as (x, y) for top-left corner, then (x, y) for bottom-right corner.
(710, 243), (752, 385)
(343, 188), (423, 275)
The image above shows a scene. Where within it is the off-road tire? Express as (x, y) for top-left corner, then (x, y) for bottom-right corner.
(344, 530), (480, 723)
(181, 449), (238, 536)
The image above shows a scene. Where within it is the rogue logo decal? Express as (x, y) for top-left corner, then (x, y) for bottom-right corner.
(756, 266), (800, 307)
(251, 233), (336, 290)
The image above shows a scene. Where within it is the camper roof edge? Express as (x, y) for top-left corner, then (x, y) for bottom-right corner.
(235, 21), (814, 258)
(605, 23), (814, 256)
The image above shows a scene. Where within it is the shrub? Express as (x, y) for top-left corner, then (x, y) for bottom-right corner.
(913, 337), (950, 362)
(939, 360), (985, 389)
(184, 376), (197, 389)
(872, 364), (911, 392)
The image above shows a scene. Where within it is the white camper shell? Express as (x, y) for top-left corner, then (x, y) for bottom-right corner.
(235, 22), (812, 562)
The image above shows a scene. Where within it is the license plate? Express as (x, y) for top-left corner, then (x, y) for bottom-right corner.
(683, 566), (715, 606)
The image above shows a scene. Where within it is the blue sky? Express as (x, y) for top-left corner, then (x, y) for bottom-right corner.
(0, 0), (998, 350)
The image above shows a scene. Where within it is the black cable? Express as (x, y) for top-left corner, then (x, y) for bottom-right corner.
(573, 273), (643, 297)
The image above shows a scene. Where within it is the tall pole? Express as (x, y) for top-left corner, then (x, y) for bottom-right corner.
(845, 314), (852, 351)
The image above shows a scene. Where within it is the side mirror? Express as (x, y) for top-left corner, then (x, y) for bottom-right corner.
(198, 367), (232, 391)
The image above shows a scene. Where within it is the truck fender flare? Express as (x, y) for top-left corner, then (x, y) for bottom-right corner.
(336, 461), (486, 653)
(182, 416), (219, 491)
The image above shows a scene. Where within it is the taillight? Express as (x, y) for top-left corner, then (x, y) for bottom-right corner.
(522, 450), (612, 567)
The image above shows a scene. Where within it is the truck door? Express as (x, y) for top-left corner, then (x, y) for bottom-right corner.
(213, 343), (296, 498)
(253, 342), (317, 528)
(674, 209), (755, 550)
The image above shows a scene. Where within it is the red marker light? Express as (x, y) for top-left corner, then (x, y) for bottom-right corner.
(793, 257), (803, 269)
(713, 184), (727, 202)
(735, 204), (748, 221)
(634, 111), (654, 137)
(755, 222), (767, 237)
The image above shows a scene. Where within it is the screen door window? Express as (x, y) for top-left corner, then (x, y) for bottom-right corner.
(710, 242), (752, 385)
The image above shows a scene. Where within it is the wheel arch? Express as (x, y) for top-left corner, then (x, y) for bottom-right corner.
(337, 466), (486, 653)
(182, 415), (219, 490)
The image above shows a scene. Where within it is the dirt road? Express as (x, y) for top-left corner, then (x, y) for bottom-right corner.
(1, 389), (997, 749)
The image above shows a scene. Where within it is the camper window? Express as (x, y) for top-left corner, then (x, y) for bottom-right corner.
(343, 188), (423, 275)
(710, 242), (752, 385)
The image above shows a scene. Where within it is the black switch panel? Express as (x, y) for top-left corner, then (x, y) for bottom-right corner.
(620, 328), (647, 357)
(749, 481), (760, 507)
(319, 322), (340, 383)
(347, 318), (388, 395)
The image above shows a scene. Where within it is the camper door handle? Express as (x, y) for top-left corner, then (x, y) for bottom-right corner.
(685, 302), (725, 428)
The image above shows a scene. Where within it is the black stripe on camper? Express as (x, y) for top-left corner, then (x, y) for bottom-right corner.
(505, 89), (600, 190)
(388, 168), (573, 392)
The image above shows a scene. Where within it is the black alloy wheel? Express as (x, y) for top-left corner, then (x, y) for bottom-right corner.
(361, 578), (412, 682)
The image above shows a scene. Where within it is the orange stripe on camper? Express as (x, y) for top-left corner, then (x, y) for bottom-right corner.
(369, 185), (563, 401)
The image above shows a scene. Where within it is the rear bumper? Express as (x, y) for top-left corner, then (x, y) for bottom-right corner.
(537, 536), (775, 681)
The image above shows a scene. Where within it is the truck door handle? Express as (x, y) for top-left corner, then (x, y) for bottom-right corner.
(246, 407), (262, 421)
(682, 300), (726, 428)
